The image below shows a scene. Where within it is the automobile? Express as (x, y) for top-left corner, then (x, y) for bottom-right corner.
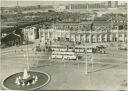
(96, 45), (106, 49)
(118, 44), (127, 50)
(119, 46), (127, 50)
(87, 48), (93, 53)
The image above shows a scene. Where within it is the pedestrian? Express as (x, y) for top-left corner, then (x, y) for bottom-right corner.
(15, 50), (16, 54)
(21, 48), (24, 52)
(104, 51), (106, 54)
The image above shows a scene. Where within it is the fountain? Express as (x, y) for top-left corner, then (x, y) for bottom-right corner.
(2, 42), (50, 90)
(22, 69), (30, 79)
(15, 69), (38, 86)
(3, 46), (50, 90)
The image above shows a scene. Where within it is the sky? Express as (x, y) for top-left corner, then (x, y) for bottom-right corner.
(1, 0), (127, 7)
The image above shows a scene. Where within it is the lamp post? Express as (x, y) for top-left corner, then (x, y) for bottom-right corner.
(91, 55), (94, 73)
(85, 52), (88, 75)
(85, 42), (88, 75)
(77, 57), (79, 69)
(62, 57), (65, 67)
(85, 28), (88, 75)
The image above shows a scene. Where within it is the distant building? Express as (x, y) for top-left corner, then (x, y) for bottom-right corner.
(66, 2), (107, 10)
(1, 7), (16, 14)
(54, 5), (66, 12)
(1, 32), (21, 46)
(108, 1), (118, 8)
(22, 26), (39, 42)
(87, 2), (107, 9)
(65, 1), (126, 10)
(106, 1), (127, 8)
(22, 5), (54, 13)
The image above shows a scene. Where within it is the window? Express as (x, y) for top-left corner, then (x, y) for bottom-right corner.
(119, 25), (123, 30)
(119, 34), (122, 37)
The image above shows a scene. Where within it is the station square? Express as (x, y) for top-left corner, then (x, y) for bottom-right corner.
(1, 0), (127, 90)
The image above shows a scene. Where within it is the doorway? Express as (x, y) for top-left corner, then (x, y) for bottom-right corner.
(35, 29), (39, 39)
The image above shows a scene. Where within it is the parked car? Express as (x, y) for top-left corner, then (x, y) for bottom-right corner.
(118, 44), (127, 50)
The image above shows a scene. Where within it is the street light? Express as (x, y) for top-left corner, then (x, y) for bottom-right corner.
(91, 55), (94, 73)
(85, 28), (88, 75)
(85, 47), (88, 75)
(77, 57), (79, 69)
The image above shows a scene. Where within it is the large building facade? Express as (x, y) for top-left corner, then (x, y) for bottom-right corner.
(39, 29), (127, 45)
(39, 21), (127, 46)
(22, 15), (127, 46)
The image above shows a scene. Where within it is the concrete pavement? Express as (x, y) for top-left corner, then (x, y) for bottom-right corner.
(1, 45), (127, 90)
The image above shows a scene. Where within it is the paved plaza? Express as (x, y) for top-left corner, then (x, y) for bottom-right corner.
(1, 44), (127, 90)
(1, 1), (127, 90)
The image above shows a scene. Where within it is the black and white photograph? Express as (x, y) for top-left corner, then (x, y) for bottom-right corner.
(0, 0), (127, 90)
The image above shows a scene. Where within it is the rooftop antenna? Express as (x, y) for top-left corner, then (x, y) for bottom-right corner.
(17, 1), (19, 6)
(16, 1), (20, 14)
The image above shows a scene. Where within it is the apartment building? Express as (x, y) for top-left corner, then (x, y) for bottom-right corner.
(23, 15), (127, 45)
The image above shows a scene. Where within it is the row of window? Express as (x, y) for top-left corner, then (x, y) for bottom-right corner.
(40, 32), (126, 38)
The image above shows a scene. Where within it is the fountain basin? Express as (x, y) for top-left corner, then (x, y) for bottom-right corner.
(2, 71), (50, 90)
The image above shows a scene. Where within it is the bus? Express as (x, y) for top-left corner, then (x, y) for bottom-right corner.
(50, 45), (97, 53)
(51, 51), (77, 60)
(75, 45), (96, 53)
(75, 47), (85, 53)
(51, 45), (74, 52)
(51, 45), (67, 52)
